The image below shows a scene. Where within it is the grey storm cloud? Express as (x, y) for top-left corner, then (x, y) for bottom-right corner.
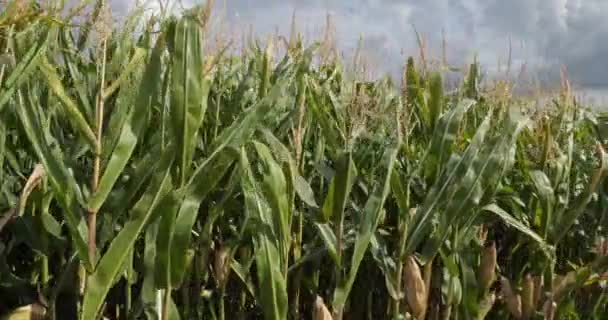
(110, 0), (608, 88)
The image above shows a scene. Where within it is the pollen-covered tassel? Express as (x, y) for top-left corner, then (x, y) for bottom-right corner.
(478, 241), (497, 291)
(521, 274), (535, 319)
(404, 255), (427, 320)
(313, 296), (333, 320)
(500, 276), (522, 319)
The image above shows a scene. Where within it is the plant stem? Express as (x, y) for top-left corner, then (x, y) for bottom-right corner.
(218, 287), (226, 320)
(41, 255), (49, 284)
(442, 305), (452, 320)
(393, 182), (411, 319)
(88, 33), (108, 266)
(162, 287), (172, 320)
(334, 216), (344, 320)
(392, 222), (408, 319)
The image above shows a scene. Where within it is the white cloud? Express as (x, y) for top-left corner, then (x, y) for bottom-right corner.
(109, 0), (608, 87)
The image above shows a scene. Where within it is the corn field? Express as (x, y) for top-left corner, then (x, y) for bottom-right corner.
(1, 1), (608, 319)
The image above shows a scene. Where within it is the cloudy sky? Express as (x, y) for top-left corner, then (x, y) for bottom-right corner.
(109, 0), (608, 95)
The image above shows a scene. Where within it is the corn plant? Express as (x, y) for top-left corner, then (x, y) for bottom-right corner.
(1, 1), (608, 320)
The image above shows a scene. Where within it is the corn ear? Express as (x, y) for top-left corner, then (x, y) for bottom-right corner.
(404, 255), (427, 320)
(532, 275), (543, 309)
(552, 272), (576, 300)
(593, 236), (608, 256)
(313, 296), (333, 320)
(542, 299), (556, 320)
(478, 241), (497, 291)
(521, 274), (535, 319)
(2, 303), (45, 320)
(214, 244), (231, 288)
(500, 276), (522, 319)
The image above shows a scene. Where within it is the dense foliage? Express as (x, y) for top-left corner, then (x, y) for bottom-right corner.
(1, 1), (607, 319)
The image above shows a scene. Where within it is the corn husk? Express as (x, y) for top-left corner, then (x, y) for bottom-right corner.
(404, 255), (427, 320)
(313, 296), (333, 320)
(478, 224), (488, 243)
(593, 236), (608, 256)
(521, 274), (535, 319)
(2, 303), (45, 320)
(409, 207), (417, 218)
(214, 245), (231, 288)
(532, 275), (543, 308)
(552, 272), (576, 300)
(542, 299), (556, 320)
(500, 276), (522, 319)
(478, 241), (497, 291)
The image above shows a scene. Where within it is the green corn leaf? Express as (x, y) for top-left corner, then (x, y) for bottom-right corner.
(102, 47), (147, 100)
(0, 53), (11, 66)
(428, 71), (444, 131)
(168, 71), (293, 286)
(257, 128), (318, 208)
(405, 57), (420, 107)
(551, 147), (608, 243)
(0, 121), (5, 184)
(105, 140), (163, 213)
(0, 30), (48, 112)
(14, 86), (91, 270)
(141, 220), (159, 319)
(168, 15), (209, 186)
(320, 152), (356, 228)
(529, 170), (556, 237)
(59, 29), (94, 121)
(154, 190), (181, 289)
(87, 36), (165, 212)
(169, 151), (236, 286)
(41, 210), (64, 241)
(390, 168), (410, 219)
(81, 150), (174, 320)
(369, 234), (401, 300)
(465, 62), (479, 99)
(253, 141), (292, 261)
(231, 258), (256, 298)
(427, 99), (475, 179)
(482, 203), (552, 256)
(306, 80), (344, 149)
(420, 116), (528, 261)
(406, 100), (482, 256)
(38, 57), (97, 149)
(314, 223), (339, 264)
(240, 148), (288, 320)
(294, 175), (318, 208)
(333, 142), (398, 311)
